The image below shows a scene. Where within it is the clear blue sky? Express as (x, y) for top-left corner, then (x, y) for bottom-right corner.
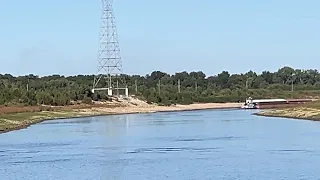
(0, 0), (319, 77)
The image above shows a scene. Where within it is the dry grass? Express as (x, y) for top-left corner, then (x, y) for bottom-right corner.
(258, 101), (320, 120)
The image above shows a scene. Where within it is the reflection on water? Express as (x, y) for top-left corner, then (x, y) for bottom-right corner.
(1, 109), (320, 179)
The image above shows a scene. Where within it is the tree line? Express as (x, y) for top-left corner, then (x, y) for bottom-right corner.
(0, 66), (320, 106)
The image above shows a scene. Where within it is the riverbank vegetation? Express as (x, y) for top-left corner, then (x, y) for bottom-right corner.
(1, 66), (320, 108)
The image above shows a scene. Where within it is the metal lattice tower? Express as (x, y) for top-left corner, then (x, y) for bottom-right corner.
(92, 0), (128, 96)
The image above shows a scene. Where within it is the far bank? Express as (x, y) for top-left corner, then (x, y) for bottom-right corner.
(256, 101), (320, 121)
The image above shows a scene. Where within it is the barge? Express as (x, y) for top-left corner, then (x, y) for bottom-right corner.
(241, 97), (313, 109)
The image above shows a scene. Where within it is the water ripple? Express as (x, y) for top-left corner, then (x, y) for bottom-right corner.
(9, 158), (71, 165)
(221, 119), (246, 122)
(0, 142), (79, 149)
(268, 149), (314, 153)
(127, 147), (221, 154)
(175, 136), (243, 142)
(10, 150), (41, 154)
(41, 119), (94, 125)
(180, 114), (204, 117)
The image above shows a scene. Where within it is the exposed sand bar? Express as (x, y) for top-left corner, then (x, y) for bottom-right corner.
(0, 102), (242, 134)
(77, 102), (242, 115)
(256, 107), (320, 121)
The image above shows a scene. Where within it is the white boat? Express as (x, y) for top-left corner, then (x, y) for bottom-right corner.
(241, 97), (287, 109)
(241, 103), (257, 109)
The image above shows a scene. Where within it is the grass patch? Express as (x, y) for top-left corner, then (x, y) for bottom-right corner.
(0, 110), (84, 132)
(0, 107), (118, 132)
(257, 101), (320, 120)
(302, 101), (320, 109)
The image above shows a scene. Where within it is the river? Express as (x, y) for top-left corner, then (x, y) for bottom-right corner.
(1, 109), (320, 180)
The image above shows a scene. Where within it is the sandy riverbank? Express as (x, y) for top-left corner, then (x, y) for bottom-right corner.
(0, 99), (241, 134)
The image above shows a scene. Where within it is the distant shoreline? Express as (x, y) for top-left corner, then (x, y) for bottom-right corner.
(255, 107), (320, 122)
(254, 112), (319, 122)
(0, 102), (241, 135)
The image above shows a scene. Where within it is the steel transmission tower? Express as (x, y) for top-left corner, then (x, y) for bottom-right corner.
(92, 0), (128, 97)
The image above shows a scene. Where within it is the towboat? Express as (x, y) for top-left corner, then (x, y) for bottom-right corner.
(241, 97), (313, 109)
(241, 102), (258, 109)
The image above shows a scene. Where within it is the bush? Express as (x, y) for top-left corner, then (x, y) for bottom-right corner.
(82, 97), (92, 104)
